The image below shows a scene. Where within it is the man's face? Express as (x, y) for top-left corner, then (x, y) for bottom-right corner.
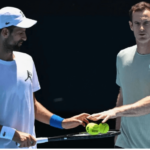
(129, 9), (150, 43)
(3, 27), (27, 52)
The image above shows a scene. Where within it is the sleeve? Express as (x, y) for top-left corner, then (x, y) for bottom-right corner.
(32, 59), (41, 92)
(116, 55), (121, 87)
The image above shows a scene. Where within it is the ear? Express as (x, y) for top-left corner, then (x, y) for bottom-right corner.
(129, 21), (133, 31)
(1, 28), (10, 38)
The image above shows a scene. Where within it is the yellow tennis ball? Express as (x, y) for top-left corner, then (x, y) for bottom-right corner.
(99, 123), (109, 134)
(86, 123), (100, 135)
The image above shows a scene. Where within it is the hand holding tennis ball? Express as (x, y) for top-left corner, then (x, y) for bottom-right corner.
(86, 123), (109, 135)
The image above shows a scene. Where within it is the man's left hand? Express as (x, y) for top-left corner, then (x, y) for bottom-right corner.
(62, 113), (90, 129)
(87, 109), (118, 123)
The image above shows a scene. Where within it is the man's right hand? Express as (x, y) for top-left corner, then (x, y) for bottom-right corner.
(13, 130), (36, 148)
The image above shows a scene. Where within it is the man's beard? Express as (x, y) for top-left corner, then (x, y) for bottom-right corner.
(3, 38), (23, 52)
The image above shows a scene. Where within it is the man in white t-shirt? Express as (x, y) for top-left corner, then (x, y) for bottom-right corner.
(0, 7), (89, 148)
(87, 1), (150, 148)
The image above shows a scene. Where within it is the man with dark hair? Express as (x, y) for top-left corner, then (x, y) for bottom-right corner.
(88, 1), (150, 148)
(0, 7), (89, 148)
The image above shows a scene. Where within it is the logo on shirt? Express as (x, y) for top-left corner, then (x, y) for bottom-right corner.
(25, 70), (32, 82)
(3, 132), (6, 136)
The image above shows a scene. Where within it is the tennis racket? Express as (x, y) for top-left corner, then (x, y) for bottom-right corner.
(17, 130), (120, 146)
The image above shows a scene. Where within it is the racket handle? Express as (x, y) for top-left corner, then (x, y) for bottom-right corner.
(35, 137), (49, 144)
(17, 137), (48, 147)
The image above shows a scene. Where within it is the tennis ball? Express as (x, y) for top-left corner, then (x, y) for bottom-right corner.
(86, 123), (100, 135)
(99, 123), (109, 134)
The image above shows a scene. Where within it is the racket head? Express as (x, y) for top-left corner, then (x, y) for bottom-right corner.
(47, 130), (120, 142)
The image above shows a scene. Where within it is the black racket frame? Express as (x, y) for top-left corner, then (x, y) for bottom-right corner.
(47, 130), (120, 142)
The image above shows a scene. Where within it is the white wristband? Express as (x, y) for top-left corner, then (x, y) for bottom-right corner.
(0, 126), (16, 140)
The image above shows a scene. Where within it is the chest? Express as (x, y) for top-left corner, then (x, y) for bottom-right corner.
(120, 56), (150, 87)
(0, 61), (33, 95)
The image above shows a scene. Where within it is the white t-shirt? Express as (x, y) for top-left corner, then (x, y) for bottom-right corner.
(0, 51), (41, 148)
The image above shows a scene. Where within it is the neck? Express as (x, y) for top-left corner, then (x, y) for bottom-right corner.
(0, 44), (15, 61)
(136, 40), (150, 55)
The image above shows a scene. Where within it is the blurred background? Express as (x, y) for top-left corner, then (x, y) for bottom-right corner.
(0, 0), (142, 148)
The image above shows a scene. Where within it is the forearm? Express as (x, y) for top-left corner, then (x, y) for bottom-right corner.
(34, 100), (53, 125)
(114, 96), (150, 117)
(34, 100), (87, 130)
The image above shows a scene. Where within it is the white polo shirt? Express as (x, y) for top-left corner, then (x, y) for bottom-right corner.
(0, 51), (41, 148)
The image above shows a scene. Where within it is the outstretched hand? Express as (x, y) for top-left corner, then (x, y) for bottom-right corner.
(87, 109), (118, 123)
(62, 113), (90, 129)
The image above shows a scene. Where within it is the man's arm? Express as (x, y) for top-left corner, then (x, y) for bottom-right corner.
(115, 88), (123, 130)
(88, 90), (150, 122)
(115, 88), (123, 143)
(0, 125), (36, 148)
(33, 93), (53, 125)
(114, 95), (150, 117)
(33, 93), (89, 129)
(0, 94), (52, 148)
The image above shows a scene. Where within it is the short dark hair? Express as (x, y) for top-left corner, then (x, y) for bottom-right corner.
(0, 26), (16, 35)
(129, 1), (150, 22)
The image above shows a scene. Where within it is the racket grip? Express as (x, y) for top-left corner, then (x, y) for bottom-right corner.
(35, 137), (48, 144)
(17, 137), (48, 147)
